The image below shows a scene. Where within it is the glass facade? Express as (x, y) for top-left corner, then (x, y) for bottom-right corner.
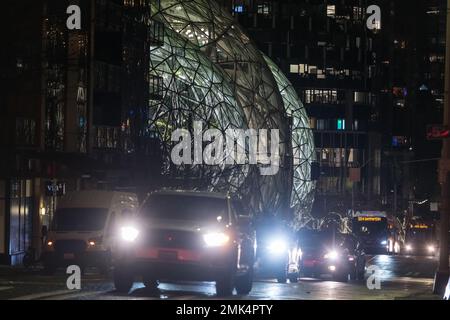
(150, 0), (316, 224)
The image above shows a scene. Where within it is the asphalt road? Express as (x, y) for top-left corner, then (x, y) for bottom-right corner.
(0, 255), (443, 300)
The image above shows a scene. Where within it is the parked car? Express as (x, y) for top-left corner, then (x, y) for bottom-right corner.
(298, 230), (366, 282)
(42, 190), (138, 274)
(112, 190), (256, 296)
(254, 217), (300, 283)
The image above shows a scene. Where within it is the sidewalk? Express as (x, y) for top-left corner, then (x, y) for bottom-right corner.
(395, 289), (442, 300)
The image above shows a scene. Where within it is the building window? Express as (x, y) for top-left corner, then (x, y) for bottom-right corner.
(15, 118), (36, 146)
(354, 91), (368, 104)
(150, 20), (164, 47)
(353, 6), (364, 20)
(327, 5), (335, 18)
(290, 64), (299, 74)
(233, 5), (244, 13)
(149, 75), (163, 100)
(337, 119), (346, 130)
(257, 2), (271, 15)
(304, 89), (338, 104)
(317, 119), (326, 130)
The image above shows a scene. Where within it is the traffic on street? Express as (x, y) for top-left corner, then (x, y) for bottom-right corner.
(0, 254), (441, 300)
(3, 0), (450, 306)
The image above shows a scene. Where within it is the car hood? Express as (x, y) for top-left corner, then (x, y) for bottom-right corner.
(139, 218), (227, 233)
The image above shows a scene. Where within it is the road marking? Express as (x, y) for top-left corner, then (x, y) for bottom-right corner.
(10, 289), (73, 300)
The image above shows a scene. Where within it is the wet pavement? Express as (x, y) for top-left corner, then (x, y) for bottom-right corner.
(0, 255), (443, 300)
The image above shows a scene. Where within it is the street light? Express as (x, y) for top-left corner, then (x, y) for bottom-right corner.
(433, 0), (450, 295)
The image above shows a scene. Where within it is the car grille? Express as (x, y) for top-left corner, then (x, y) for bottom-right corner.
(54, 240), (87, 253)
(144, 229), (203, 249)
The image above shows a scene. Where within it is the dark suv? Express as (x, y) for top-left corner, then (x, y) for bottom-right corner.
(112, 190), (256, 296)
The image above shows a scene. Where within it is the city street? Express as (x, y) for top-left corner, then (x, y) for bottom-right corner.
(0, 255), (442, 300)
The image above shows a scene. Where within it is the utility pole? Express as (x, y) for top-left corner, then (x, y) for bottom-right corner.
(433, 0), (450, 295)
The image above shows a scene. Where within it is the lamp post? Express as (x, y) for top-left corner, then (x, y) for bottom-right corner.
(433, 0), (450, 295)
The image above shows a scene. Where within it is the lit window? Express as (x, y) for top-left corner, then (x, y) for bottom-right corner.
(353, 6), (363, 20)
(290, 64), (299, 73)
(317, 119), (326, 130)
(337, 119), (346, 130)
(233, 5), (244, 13)
(327, 5), (336, 17)
(308, 65), (317, 74)
(257, 3), (271, 15)
(354, 91), (367, 104)
(299, 64), (307, 74)
(348, 149), (355, 162)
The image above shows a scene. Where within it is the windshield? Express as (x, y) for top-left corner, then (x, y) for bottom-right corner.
(52, 208), (109, 231)
(299, 231), (335, 248)
(406, 229), (434, 242)
(142, 194), (229, 222)
(352, 218), (388, 238)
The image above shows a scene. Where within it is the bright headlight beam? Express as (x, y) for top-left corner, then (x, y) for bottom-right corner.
(267, 239), (288, 253)
(121, 226), (139, 242)
(324, 250), (338, 260)
(203, 232), (229, 247)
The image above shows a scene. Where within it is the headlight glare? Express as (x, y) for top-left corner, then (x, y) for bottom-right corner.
(121, 226), (139, 242)
(267, 239), (288, 254)
(324, 250), (339, 260)
(203, 232), (230, 247)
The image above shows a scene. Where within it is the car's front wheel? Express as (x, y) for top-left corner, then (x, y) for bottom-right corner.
(216, 272), (235, 297)
(235, 268), (253, 295)
(277, 274), (287, 283)
(288, 273), (299, 283)
(143, 276), (159, 291)
(333, 271), (349, 283)
(277, 265), (288, 283)
(113, 267), (133, 293)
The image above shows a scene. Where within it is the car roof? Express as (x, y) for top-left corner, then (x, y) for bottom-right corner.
(150, 189), (229, 200)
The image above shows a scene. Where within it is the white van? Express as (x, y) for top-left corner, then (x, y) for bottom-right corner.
(42, 190), (138, 274)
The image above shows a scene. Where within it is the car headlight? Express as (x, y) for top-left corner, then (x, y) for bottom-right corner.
(324, 250), (339, 260)
(121, 226), (139, 242)
(405, 244), (412, 251)
(380, 240), (387, 246)
(203, 232), (230, 247)
(267, 239), (288, 254)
